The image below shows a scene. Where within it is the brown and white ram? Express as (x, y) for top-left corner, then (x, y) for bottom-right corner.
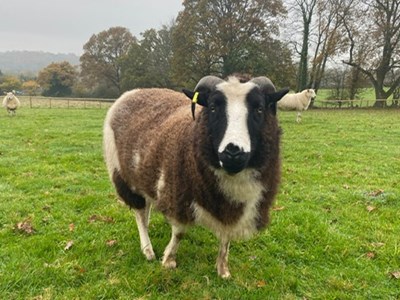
(103, 75), (288, 278)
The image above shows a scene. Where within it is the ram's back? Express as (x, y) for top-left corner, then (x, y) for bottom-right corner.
(104, 88), (195, 200)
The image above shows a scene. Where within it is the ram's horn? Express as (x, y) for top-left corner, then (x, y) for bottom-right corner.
(195, 75), (225, 92)
(250, 76), (276, 94)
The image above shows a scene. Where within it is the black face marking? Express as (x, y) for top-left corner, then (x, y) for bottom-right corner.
(247, 88), (267, 126)
(243, 87), (270, 170)
(205, 91), (228, 159)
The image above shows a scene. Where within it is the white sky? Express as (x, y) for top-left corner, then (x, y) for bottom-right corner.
(0, 0), (183, 55)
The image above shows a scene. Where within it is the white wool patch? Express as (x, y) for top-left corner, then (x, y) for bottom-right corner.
(192, 168), (265, 240)
(217, 78), (256, 154)
(133, 151), (141, 166)
(156, 170), (165, 199)
(103, 90), (140, 179)
(213, 168), (265, 203)
(103, 122), (121, 178)
(192, 200), (259, 241)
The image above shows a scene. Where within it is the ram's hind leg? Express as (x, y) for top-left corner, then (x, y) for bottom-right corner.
(135, 204), (156, 260)
(112, 170), (155, 260)
(162, 223), (186, 269)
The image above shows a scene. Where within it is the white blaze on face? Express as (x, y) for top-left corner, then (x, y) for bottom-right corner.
(217, 78), (256, 154)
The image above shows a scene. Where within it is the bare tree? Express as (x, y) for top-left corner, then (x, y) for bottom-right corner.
(292, 0), (318, 92)
(341, 0), (369, 100)
(309, 0), (355, 93)
(343, 0), (400, 107)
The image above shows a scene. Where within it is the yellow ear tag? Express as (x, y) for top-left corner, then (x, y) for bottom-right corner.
(192, 92), (199, 104)
(191, 92), (199, 120)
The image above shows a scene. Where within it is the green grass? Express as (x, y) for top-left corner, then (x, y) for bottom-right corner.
(1, 107), (399, 299)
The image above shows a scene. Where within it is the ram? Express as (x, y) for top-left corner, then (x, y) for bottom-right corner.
(103, 75), (288, 278)
(278, 89), (316, 122)
(2, 92), (21, 116)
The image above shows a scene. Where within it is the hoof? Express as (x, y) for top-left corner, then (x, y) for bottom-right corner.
(143, 247), (156, 261)
(218, 270), (231, 279)
(162, 256), (177, 269)
(217, 264), (231, 279)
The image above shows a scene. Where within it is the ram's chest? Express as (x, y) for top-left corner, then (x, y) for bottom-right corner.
(193, 169), (265, 240)
(192, 200), (260, 241)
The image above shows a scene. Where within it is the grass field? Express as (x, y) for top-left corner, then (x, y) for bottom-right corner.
(1, 106), (399, 299)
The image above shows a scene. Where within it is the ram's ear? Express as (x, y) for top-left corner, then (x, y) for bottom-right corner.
(268, 88), (289, 103)
(182, 89), (208, 107)
(265, 88), (290, 115)
(182, 89), (209, 120)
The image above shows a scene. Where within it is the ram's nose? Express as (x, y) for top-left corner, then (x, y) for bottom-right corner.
(223, 143), (242, 159)
(219, 143), (250, 174)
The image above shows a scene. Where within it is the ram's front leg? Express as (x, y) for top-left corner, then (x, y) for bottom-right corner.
(216, 238), (231, 278)
(162, 223), (186, 269)
(296, 111), (302, 123)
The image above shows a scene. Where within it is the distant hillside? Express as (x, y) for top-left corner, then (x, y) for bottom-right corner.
(0, 51), (80, 75)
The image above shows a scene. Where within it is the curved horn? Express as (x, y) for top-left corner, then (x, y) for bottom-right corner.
(250, 76), (276, 94)
(195, 75), (225, 92)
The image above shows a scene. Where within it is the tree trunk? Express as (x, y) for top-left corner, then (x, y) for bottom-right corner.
(297, 23), (309, 92)
(373, 90), (387, 108)
(373, 68), (389, 108)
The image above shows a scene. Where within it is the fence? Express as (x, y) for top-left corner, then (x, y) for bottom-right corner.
(14, 95), (400, 110)
(314, 98), (399, 109)
(17, 96), (115, 109)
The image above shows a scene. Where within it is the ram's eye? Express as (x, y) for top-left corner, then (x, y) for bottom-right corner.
(257, 107), (263, 114)
(210, 105), (216, 112)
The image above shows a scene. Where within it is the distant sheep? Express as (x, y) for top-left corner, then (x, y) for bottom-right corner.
(2, 92), (21, 116)
(278, 89), (316, 122)
(103, 75), (288, 278)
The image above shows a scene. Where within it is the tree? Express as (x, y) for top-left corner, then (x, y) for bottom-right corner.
(172, 0), (291, 87)
(80, 27), (135, 97)
(37, 61), (78, 97)
(0, 75), (22, 93)
(308, 0), (355, 91)
(243, 37), (296, 87)
(121, 25), (176, 90)
(22, 80), (40, 96)
(343, 0), (400, 107)
(286, 0), (317, 92)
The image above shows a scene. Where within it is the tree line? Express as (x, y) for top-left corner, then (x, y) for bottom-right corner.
(1, 0), (399, 107)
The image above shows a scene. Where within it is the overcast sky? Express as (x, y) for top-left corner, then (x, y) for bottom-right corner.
(1, 0), (183, 55)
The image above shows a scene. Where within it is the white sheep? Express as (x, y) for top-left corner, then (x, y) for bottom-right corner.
(103, 75), (289, 278)
(277, 89), (316, 122)
(2, 92), (21, 116)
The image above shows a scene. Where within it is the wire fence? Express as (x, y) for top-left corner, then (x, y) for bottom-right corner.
(314, 98), (399, 109)
(14, 95), (400, 110)
(17, 96), (115, 109)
